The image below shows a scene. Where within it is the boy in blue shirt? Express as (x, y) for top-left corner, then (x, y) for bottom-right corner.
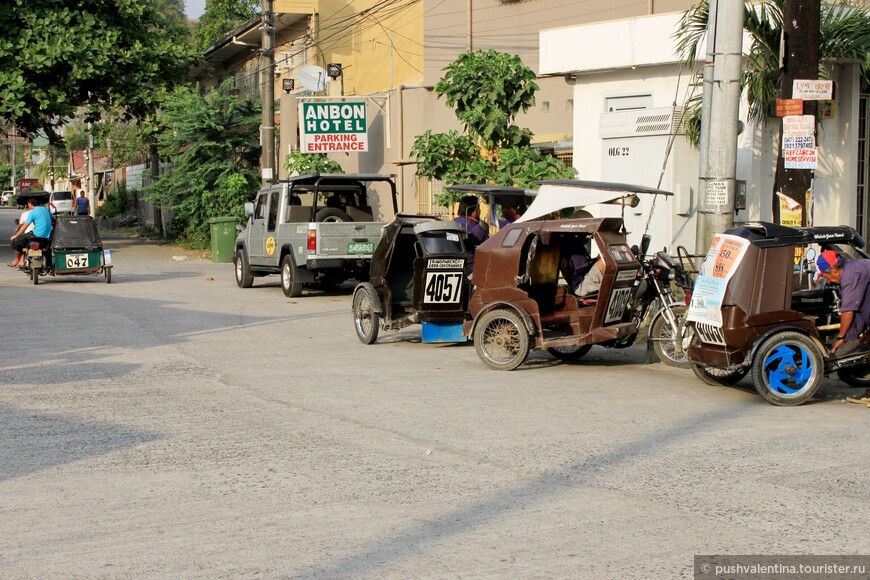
(8, 197), (52, 267)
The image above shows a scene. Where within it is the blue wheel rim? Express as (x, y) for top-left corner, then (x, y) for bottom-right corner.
(762, 344), (815, 396)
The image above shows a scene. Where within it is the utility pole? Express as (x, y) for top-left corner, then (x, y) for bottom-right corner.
(11, 126), (17, 194)
(260, 0), (276, 186)
(87, 123), (95, 216)
(695, 0), (745, 252)
(772, 0), (820, 226)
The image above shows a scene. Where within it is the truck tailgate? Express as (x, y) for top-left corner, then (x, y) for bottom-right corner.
(316, 222), (384, 256)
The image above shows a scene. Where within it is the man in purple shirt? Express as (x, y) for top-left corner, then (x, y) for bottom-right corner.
(818, 253), (870, 358)
(453, 195), (489, 276)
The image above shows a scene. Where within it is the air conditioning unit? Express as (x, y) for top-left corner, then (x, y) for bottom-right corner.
(598, 106), (698, 252)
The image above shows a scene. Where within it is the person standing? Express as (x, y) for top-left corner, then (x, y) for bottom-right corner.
(8, 197), (52, 267)
(75, 191), (90, 216)
(453, 195), (489, 276)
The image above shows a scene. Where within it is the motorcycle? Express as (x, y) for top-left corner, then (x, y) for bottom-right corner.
(607, 234), (694, 368)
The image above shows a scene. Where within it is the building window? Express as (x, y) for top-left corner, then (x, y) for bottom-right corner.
(605, 93), (653, 113)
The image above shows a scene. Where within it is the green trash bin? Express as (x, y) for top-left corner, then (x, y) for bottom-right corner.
(208, 216), (238, 263)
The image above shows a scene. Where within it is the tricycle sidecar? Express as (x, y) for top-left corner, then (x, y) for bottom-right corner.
(462, 178), (688, 371)
(466, 216), (652, 370)
(23, 213), (112, 285)
(352, 214), (469, 344)
(687, 222), (869, 406)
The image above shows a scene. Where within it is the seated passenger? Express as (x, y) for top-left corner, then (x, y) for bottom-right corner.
(497, 203), (522, 228)
(559, 238), (603, 300)
(454, 195), (489, 276)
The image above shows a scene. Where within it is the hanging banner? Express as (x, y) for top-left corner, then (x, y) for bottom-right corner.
(686, 234), (752, 327)
(782, 115), (816, 170)
(299, 102), (368, 153)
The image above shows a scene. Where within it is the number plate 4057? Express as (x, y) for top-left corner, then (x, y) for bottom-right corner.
(423, 272), (463, 304)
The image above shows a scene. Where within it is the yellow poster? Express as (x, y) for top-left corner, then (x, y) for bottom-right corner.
(776, 191), (802, 227)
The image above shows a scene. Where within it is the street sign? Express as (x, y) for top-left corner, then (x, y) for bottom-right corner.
(299, 102), (368, 153)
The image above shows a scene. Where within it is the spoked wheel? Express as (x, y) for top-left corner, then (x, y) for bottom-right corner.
(234, 249), (253, 288)
(690, 362), (749, 386)
(837, 363), (870, 388)
(352, 283), (380, 344)
(474, 309), (531, 371)
(281, 255), (303, 298)
(650, 306), (692, 368)
(751, 331), (823, 406)
(547, 344), (592, 362)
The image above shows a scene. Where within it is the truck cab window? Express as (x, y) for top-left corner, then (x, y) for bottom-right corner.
(268, 190), (279, 231)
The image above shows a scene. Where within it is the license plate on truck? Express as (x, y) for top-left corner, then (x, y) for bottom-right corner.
(347, 242), (374, 254)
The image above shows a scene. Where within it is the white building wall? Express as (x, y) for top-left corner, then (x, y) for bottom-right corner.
(542, 12), (862, 250)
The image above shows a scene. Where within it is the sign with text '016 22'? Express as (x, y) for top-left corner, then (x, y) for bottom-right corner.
(299, 102), (368, 153)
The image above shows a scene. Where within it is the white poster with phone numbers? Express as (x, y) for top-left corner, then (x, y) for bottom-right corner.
(686, 234), (751, 327)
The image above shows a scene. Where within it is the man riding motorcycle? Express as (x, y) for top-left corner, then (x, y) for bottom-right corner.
(8, 197), (52, 268)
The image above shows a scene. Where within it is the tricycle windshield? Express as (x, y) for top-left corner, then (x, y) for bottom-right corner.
(418, 230), (463, 256)
(52, 216), (103, 250)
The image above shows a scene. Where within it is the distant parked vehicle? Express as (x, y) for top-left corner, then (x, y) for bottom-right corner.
(49, 190), (75, 215)
(1, 190), (12, 206)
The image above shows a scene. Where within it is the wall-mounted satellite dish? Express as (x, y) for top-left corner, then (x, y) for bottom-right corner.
(299, 66), (327, 92)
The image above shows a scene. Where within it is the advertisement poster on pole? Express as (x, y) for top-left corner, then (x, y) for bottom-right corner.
(686, 234), (752, 327)
(299, 102), (368, 153)
(782, 115), (816, 170)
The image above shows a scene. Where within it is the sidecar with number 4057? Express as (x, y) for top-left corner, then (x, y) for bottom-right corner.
(352, 214), (470, 344)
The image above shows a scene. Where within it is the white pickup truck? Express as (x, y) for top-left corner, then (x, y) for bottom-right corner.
(233, 173), (398, 296)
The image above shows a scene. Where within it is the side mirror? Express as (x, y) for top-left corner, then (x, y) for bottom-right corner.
(244, 202), (254, 218)
(640, 234), (651, 256)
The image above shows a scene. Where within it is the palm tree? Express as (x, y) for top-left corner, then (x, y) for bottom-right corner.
(674, 0), (870, 146)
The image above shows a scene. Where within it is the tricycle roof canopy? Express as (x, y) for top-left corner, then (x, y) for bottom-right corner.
(518, 180), (673, 223)
(727, 221), (865, 249)
(445, 184), (536, 206)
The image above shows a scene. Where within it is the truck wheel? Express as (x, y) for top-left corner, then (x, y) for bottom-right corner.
(650, 306), (692, 368)
(547, 344), (592, 362)
(281, 255), (303, 297)
(234, 249), (253, 288)
(751, 331), (823, 406)
(315, 208), (351, 222)
(352, 283), (380, 344)
(474, 309), (531, 371)
(690, 362), (748, 386)
(837, 364), (870, 388)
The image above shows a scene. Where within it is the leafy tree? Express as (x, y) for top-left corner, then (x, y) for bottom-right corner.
(148, 82), (261, 247)
(0, 165), (11, 189)
(195, 0), (259, 52)
(0, 0), (197, 143)
(675, 0), (870, 145)
(436, 50), (537, 151)
(283, 151), (344, 176)
(412, 50), (575, 208)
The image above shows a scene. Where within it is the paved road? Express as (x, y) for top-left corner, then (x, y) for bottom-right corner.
(1, 206), (869, 578)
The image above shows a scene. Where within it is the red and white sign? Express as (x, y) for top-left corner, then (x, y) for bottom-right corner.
(782, 115), (817, 170)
